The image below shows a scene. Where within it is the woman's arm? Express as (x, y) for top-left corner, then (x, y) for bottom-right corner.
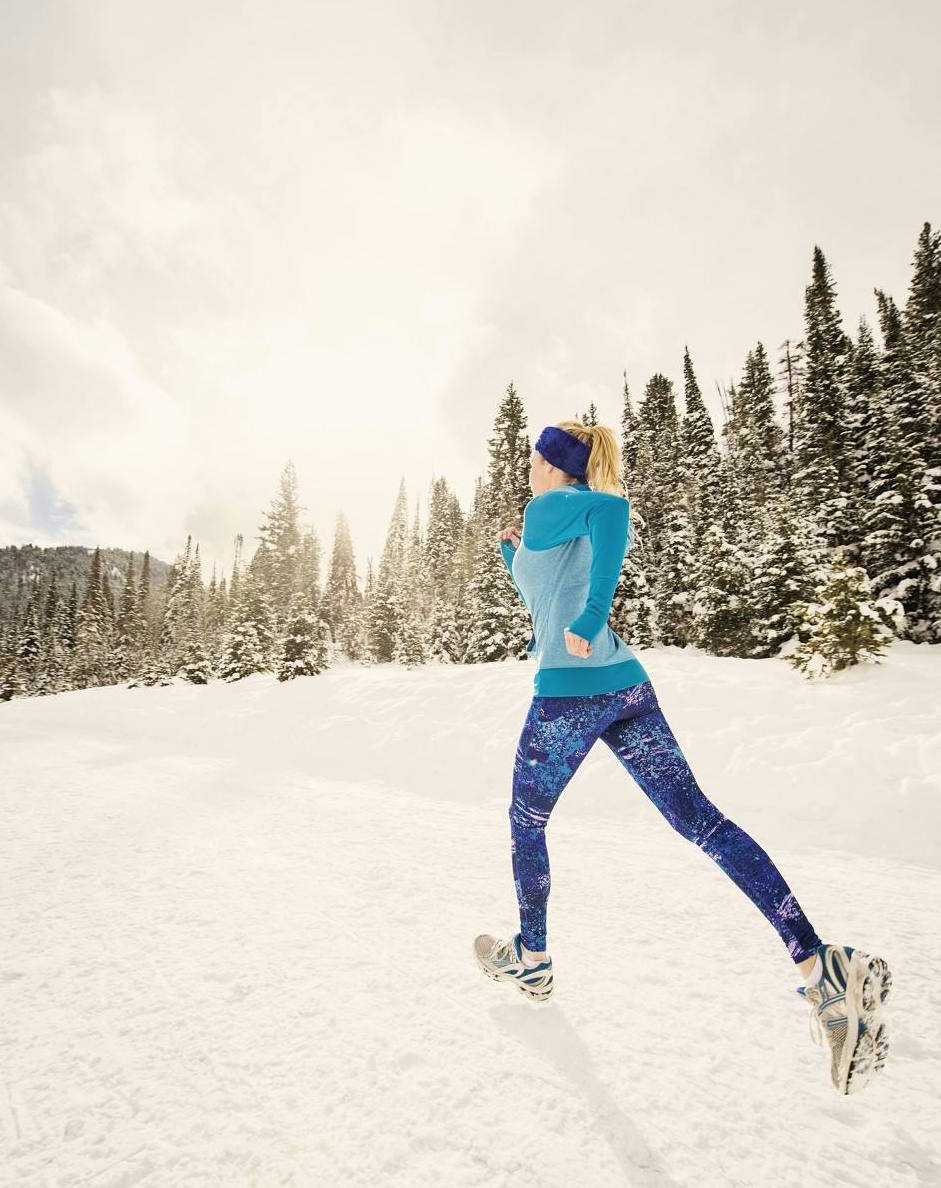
(566, 498), (629, 644)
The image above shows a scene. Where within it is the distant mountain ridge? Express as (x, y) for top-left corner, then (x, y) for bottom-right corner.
(0, 544), (171, 603)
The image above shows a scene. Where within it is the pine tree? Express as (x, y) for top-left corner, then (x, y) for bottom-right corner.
(427, 591), (462, 662)
(678, 348), (723, 549)
(792, 246), (855, 547)
(902, 222), (941, 473)
(489, 381), (532, 523)
(788, 550), (898, 678)
(0, 643), (25, 701)
(654, 497), (696, 647)
(297, 527), (323, 620)
(632, 372), (695, 646)
(64, 579), (78, 652)
(689, 457), (753, 655)
(71, 547), (111, 688)
(178, 633), (213, 684)
(204, 563), (228, 671)
(177, 542), (212, 683)
(393, 501), (428, 667)
(114, 553), (140, 682)
(860, 290), (940, 641)
(728, 342), (787, 512)
(321, 512), (361, 648)
(844, 317), (883, 563)
(219, 567), (272, 681)
(366, 480), (409, 662)
(462, 506), (522, 663)
(44, 584), (73, 694)
(255, 460), (306, 632)
(229, 534), (244, 607)
(689, 521), (753, 655)
(241, 558), (279, 669)
(15, 590), (43, 693)
(610, 499), (656, 649)
(747, 497), (822, 657)
(620, 372), (640, 481)
(775, 337), (806, 481)
(158, 537), (194, 678)
(277, 591), (328, 680)
(101, 565), (117, 633)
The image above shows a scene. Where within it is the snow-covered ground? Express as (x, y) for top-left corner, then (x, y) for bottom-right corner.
(1, 642), (939, 1187)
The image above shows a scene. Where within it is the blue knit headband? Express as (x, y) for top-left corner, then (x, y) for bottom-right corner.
(534, 426), (591, 481)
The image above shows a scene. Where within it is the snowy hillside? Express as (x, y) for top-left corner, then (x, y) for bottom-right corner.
(2, 642), (939, 1186)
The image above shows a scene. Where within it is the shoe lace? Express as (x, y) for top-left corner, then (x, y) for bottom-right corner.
(488, 937), (516, 964)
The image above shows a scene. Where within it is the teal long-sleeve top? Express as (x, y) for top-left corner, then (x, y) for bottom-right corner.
(499, 480), (649, 697)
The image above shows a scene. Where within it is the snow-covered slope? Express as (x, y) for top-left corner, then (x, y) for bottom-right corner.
(2, 642), (939, 1186)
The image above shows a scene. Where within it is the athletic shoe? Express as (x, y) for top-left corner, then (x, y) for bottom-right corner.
(795, 942), (893, 1094)
(473, 931), (554, 1003)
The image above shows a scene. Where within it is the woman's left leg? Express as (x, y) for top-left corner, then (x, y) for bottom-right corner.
(509, 693), (614, 954)
(600, 693), (822, 964)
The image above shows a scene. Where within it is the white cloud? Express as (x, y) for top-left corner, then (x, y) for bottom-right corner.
(0, 0), (939, 575)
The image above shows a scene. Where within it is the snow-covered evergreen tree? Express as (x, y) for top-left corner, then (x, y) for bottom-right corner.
(844, 317), (883, 563)
(792, 246), (856, 549)
(297, 527), (323, 621)
(728, 342), (787, 512)
(678, 348), (723, 550)
(177, 543), (212, 684)
(787, 550), (899, 679)
(321, 512), (361, 651)
(42, 583), (73, 694)
(610, 500), (656, 649)
(218, 565), (272, 681)
(689, 458), (753, 656)
(632, 372), (696, 646)
(254, 460), (306, 632)
(746, 497), (822, 658)
(15, 590), (42, 693)
(775, 337), (806, 480)
(157, 535), (207, 679)
(204, 564), (228, 673)
(485, 382), (534, 659)
(860, 290), (940, 642)
(901, 222), (941, 475)
(462, 504), (522, 664)
(424, 476), (465, 663)
(394, 501), (429, 667)
(71, 547), (112, 688)
(276, 591), (328, 680)
(427, 592), (462, 663)
(63, 579), (78, 654)
(114, 553), (140, 682)
(366, 480), (409, 662)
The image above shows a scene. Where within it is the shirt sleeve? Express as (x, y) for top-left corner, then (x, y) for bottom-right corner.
(566, 497), (629, 644)
(499, 538), (528, 610)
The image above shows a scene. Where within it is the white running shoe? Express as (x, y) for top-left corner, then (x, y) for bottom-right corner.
(795, 942), (893, 1095)
(473, 932), (554, 1003)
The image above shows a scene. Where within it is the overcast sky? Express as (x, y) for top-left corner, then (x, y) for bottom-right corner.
(1, 0), (938, 581)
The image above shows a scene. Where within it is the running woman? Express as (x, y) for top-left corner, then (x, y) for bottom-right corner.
(473, 420), (893, 1095)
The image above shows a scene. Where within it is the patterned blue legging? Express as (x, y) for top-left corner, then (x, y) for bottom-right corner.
(509, 680), (821, 962)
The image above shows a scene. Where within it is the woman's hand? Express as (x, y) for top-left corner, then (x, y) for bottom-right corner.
(498, 526), (521, 547)
(564, 629), (592, 657)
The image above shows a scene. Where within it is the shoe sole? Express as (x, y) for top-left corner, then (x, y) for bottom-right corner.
(838, 950), (893, 1095)
(473, 953), (554, 1003)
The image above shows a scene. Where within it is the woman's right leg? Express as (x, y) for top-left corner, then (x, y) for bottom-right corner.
(599, 682), (822, 964)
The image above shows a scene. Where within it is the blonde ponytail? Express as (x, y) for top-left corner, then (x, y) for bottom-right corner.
(553, 420), (626, 497)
